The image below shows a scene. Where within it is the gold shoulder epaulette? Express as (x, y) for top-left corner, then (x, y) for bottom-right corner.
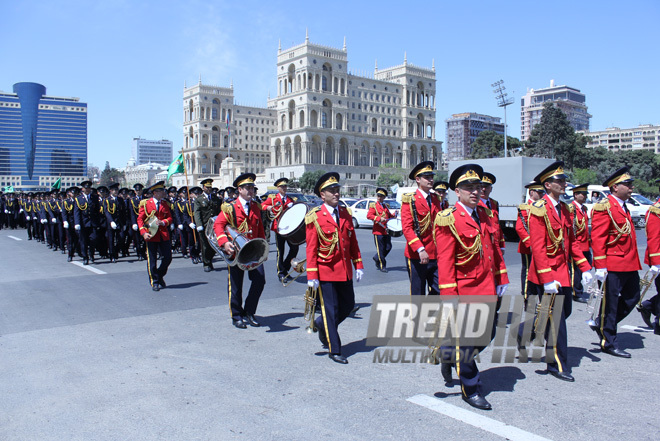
(530, 199), (547, 217)
(518, 203), (530, 211)
(649, 202), (660, 215)
(139, 200), (148, 208)
(593, 200), (610, 212)
(369, 202), (376, 209)
(566, 203), (575, 214)
(479, 205), (493, 217)
(305, 207), (320, 225)
(221, 203), (233, 216)
(346, 207), (353, 216)
(401, 192), (414, 204)
(268, 194), (276, 199)
(434, 207), (456, 227)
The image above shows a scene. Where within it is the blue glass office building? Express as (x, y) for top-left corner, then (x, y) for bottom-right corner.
(0, 82), (87, 190)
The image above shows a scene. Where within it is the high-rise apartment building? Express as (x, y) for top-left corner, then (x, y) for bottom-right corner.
(579, 124), (660, 153)
(0, 82), (87, 190)
(445, 113), (504, 161)
(520, 80), (591, 141)
(266, 36), (442, 192)
(132, 138), (173, 166)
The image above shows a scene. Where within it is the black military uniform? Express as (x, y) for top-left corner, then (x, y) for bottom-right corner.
(73, 181), (100, 265)
(193, 178), (222, 272)
(174, 186), (200, 263)
(104, 183), (125, 263)
(62, 187), (79, 261)
(128, 184), (147, 260)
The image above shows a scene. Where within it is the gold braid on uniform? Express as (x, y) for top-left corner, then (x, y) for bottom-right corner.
(305, 208), (339, 260)
(105, 199), (115, 215)
(530, 200), (564, 254)
(266, 194), (281, 221)
(593, 199), (631, 245)
(403, 193), (432, 234)
(75, 198), (88, 211)
(433, 207), (482, 266)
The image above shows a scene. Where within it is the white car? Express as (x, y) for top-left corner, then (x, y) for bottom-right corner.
(348, 198), (401, 228)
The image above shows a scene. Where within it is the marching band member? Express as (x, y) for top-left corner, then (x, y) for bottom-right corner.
(367, 187), (396, 273)
(591, 167), (642, 357)
(569, 184), (591, 303)
(480, 172), (506, 253)
(305, 172), (363, 364)
(194, 178), (223, 272)
(528, 161), (592, 381)
(261, 178), (299, 283)
(137, 181), (173, 292)
(516, 181), (545, 303)
(435, 164), (508, 410)
(401, 161), (441, 296)
(432, 181), (449, 210)
(213, 173), (266, 329)
(639, 195), (660, 335)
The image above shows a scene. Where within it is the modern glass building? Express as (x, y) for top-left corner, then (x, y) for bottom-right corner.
(0, 82), (87, 191)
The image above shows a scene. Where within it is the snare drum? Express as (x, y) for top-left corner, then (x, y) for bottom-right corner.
(386, 218), (403, 237)
(277, 202), (309, 245)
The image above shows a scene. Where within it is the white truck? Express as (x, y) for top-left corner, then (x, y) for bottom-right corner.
(447, 157), (557, 241)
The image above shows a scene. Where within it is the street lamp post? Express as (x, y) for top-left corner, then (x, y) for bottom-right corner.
(491, 80), (514, 158)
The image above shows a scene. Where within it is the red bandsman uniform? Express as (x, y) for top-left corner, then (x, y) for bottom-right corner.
(569, 201), (590, 252)
(401, 190), (441, 259)
(261, 193), (296, 232)
(367, 201), (395, 235)
(305, 205), (363, 281)
(591, 195), (641, 272)
(213, 198), (266, 246)
(435, 204), (509, 296)
(481, 197), (505, 250)
(137, 198), (173, 242)
(516, 200), (532, 255)
(528, 195), (591, 286)
(645, 202), (660, 266)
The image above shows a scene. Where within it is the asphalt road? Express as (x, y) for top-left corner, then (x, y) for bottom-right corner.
(0, 226), (658, 440)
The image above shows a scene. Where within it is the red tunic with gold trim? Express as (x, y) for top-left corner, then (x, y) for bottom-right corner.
(305, 205), (363, 282)
(528, 195), (591, 286)
(401, 190), (441, 259)
(516, 200), (532, 255)
(137, 198), (173, 242)
(261, 193), (295, 232)
(435, 204), (508, 296)
(367, 201), (394, 236)
(570, 201), (590, 253)
(213, 198), (265, 247)
(644, 202), (660, 266)
(591, 195), (641, 272)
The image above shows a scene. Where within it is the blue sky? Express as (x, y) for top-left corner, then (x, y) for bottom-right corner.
(2, 0), (658, 169)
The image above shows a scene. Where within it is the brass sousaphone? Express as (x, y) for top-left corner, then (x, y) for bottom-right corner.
(205, 216), (268, 271)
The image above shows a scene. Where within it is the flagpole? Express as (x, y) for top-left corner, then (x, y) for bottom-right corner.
(181, 149), (197, 246)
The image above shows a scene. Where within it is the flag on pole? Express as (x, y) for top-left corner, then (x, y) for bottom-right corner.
(4, 186), (14, 193)
(51, 177), (61, 190)
(167, 153), (185, 182)
(226, 113), (231, 137)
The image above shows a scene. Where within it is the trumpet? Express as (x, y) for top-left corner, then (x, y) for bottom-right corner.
(303, 286), (318, 333)
(282, 258), (306, 287)
(637, 269), (658, 308)
(585, 279), (604, 327)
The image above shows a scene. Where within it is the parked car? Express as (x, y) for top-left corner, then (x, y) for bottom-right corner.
(259, 191), (318, 208)
(348, 198), (401, 228)
(339, 198), (358, 209)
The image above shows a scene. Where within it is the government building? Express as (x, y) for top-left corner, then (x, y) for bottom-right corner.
(0, 82), (87, 191)
(579, 124), (660, 153)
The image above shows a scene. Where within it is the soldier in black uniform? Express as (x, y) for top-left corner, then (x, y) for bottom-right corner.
(74, 181), (100, 265)
(23, 192), (35, 240)
(128, 183), (146, 260)
(62, 186), (79, 261)
(224, 186), (236, 203)
(193, 178), (222, 272)
(104, 183), (124, 263)
(174, 186), (200, 263)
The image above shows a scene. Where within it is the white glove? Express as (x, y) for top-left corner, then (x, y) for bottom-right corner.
(3, 210), (7, 213)
(189, 223), (196, 230)
(132, 224), (138, 231)
(170, 224), (174, 230)
(307, 279), (319, 289)
(178, 224), (184, 230)
(51, 218), (56, 223)
(196, 226), (204, 232)
(75, 224), (81, 231)
(543, 281), (560, 294)
(111, 221), (117, 230)
(501, 248), (505, 256)
(26, 216), (31, 221)
(595, 268), (608, 282)
(650, 265), (660, 277)
(41, 219), (47, 224)
(287, 202), (293, 208)
(19, 208), (23, 213)
(496, 284), (508, 297)
(581, 271), (593, 287)
(355, 269), (364, 282)
(63, 221), (69, 229)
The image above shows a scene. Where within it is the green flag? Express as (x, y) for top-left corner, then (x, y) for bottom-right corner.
(167, 153), (185, 182)
(51, 177), (61, 190)
(4, 186), (14, 193)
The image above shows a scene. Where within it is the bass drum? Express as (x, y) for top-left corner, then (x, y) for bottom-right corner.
(386, 218), (403, 237)
(277, 202), (309, 246)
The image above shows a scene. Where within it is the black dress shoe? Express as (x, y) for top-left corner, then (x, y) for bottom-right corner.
(204, 266), (212, 272)
(152, 283), (161, 292)
(245, 314), (260, 327)
(192, 257), (200, 264)
(67, 256), (72, 262)
(549, 370), (575, 382)
(589, 323), (603, 340)
(83, 258), (89, 265)
(318, 326), (329, 349)
(160, 279), (166, 288)
(462, 394), (491, 410)
(573, 296), (588, 303)
(232, 318), (247, 329)
(380, 267), (388, 273)
(329, 354), (348, 364)
(654, 324), (660, 335)
(602, 347), (631, 358)
(639, 305), (653, 328)
(441, 362), (453, 383)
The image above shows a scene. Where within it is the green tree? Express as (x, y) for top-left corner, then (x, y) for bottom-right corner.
(99, 161), (125, 186)
(523, 102), (581, 169)
(298, 169), (325, 194)
(376, 163), (405, 188)
(468, 131), (522, 159)
(569, 168), (598, 185)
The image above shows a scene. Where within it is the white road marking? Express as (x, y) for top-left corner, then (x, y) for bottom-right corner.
(407, 394), (553, 441)
(621, 325), (653, 332)
(8, 235), (22, 241)
(70, 261), (107, 275)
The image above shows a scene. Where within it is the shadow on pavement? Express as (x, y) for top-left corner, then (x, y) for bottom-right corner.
(261, 312), (301, 333)
(480, 366), (526, 396)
